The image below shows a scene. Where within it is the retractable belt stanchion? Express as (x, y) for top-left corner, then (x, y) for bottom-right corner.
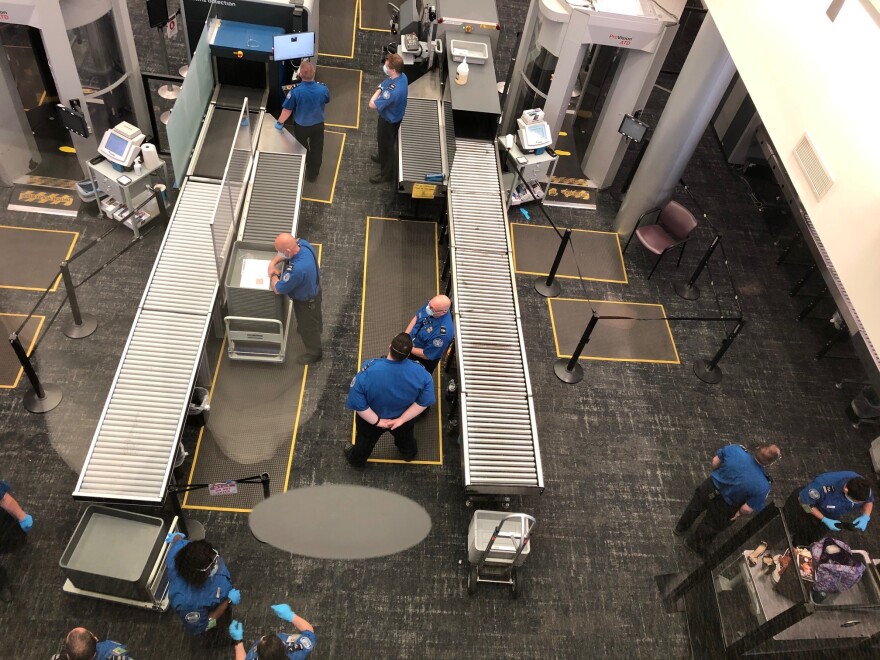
(168, 473), (271, 541)
(694, 319), (746, 384)
(554, 312), (599, 384)
(674, 234), (720, 301)
(534, 229), (571, 298)
(60, 261), (98, 338)
(9, 332), (63, 413)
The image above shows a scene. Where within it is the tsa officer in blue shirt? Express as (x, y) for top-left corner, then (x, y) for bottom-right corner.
(406, 294), (454, 374)
(368, 53), (408, 184)
(345, 332), (436, 466)
(268, 233), (322, 365)
(58, 627), (130, 659)
(676, 444), (781, 556)
(229, 604), (316, 660)
(165, 533), (241, 641)
(786, 471), (874, 545)
(0, 479), (32, 602)
(275, 61), (330, 182)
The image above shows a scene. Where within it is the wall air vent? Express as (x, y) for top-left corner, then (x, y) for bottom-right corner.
(793, 133), (834, 201)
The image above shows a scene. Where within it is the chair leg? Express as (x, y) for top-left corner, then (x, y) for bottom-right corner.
(676, 241), (688, 268)
(647, 250), (667, 280)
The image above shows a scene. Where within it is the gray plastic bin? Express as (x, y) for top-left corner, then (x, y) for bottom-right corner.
(225, 241), (285, 322)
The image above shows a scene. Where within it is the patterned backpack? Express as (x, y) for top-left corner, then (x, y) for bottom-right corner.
(810, 537), (866, 594)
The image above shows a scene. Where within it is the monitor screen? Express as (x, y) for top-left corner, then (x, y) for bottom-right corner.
(526, 124), (549, 142)
(273, 32), (315, 61)
(104, 132), (130, 158)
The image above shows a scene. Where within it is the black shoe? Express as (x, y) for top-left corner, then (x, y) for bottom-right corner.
(673, 525), (688, 537)
(400, 450), (418, 462)
(370, 174), (391, 184)
(297, 353), (322, 365)
(0, 585), (11, 603)
(370, 154), (380, 163)
(343, 446), (366, 468)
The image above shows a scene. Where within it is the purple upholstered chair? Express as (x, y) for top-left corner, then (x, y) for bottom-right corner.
(623, 201), (698, 279)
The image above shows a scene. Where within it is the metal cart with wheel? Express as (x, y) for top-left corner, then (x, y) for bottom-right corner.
(466, 511), (536, 598)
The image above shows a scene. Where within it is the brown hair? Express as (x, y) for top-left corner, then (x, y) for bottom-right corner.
(299, 60), (315, 80)
(386, 53), (404, 74)
(754, 444), (781, 466)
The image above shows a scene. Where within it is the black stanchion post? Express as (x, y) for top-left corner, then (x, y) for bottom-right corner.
(260, 472), (271, 499)
(694, 320), (746, 384)
(674, 234), (721, 301)
(167, 486), (205, 541)
(535, 229), (571, 298)
(554, 312), (599, 384)
(60, 261), (98, 338)
(9, 332), (62, 413)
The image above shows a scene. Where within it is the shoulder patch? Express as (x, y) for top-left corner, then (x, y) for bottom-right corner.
(299, 635), (313, 650)
(185, 611), (201, 623)
(350, 375), (357, 387)
(382, 90), (391, 100)
(282, 272), (290, 282)
(432, 338), (444, 347)
(808, 488), (820, 500)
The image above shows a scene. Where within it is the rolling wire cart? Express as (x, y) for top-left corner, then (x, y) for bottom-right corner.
(466, 511), (536, 598)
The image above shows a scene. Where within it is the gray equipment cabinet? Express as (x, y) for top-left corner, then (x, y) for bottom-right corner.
(88, 156), (170, 238)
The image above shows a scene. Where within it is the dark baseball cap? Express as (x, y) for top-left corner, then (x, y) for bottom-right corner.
(390, 332), (413, 359)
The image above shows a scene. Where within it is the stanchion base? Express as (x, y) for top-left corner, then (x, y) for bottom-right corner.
(534, 277), (562, 298)
(554, 358), (584, 384)
(23, 383), (62, 413)
(693, 358), (722, 384)
(674, 281), (701, 301)
(63, 313), (98, 339)
(184, 519), (206, 542)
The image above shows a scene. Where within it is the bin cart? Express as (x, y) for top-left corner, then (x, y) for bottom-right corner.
(466, 511), (535, 598)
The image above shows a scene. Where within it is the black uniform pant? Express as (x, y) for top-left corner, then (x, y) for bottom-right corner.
(293, 121), (325, 180)
(349, 414), (417, 465)
(408, 354), (438, 374)
(783, 488), (825, 547)
(377, 116), (401, 180)
(677, 477), (740, 552)
(293, 290), (323, 357)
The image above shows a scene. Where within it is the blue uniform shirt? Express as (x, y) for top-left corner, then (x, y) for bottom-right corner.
(799, 471), (873, 518)
(710, 445), (771, 511)
(275, 239), (320, 301)
(346, 357), (435, 418)
(282, 81), (329, 127)
(245, 631), (316, 660)
(95, 640), (131, 659)
(410, 302), (454, 361)
(165, 540), (234, 635)
(374, 74), (408, 123)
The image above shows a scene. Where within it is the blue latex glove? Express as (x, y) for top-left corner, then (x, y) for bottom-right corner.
(19, 514), (32, 532)
(227, 588), (241, 605)
(821, 517), (841, 531)
(271, 603), (295, 622)
(274, 120), (284, 130)
(520, 208), (531, 220)
(165, 532), (185, 544)
(853, 514), (871, 531)
(229, 620), (243, 642)
(240, 117), (249, 128)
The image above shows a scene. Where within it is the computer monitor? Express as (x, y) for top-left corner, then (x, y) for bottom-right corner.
(97, 122), (146, 168)
(518, 122), (552, 151)
(273, 32), (315, 61)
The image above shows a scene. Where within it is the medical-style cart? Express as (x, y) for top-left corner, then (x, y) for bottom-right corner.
(466, 511), (536, 598)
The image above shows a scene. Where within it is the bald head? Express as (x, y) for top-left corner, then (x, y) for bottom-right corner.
(274, 233), (300, 259)
(65, 628), (97, 660)
(428, 295), (451, 318)
(754, 444), (781, 466)
(299, 60), (315, 81)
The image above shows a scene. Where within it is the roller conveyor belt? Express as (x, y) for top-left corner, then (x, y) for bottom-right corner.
(240, 151), (305, 242)
(400, 98), (443, 189)
(447, 139), (543, 496)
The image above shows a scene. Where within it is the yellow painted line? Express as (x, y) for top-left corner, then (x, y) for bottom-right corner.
(558, 131), (568, 136)
(555, 149), (571, 156)
(547, 297), (680, 364)
(510, 223), (628, 284)
(59, 146), (76, 154)
(303, 131), (346, 204)
(0, 313), (45, 388)
(0, 226), (79, 292)
(319, 0), (358, 58)
(321, 66), (362, 130)
(359, 0), (390, 32)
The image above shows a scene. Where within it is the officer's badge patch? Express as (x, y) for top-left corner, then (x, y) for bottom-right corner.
(299, 635), (313, 649)
(382, 90), (391, 100)
(282, 273), (290, 281)
(185, 611), (201, 623)
(440, 326), (446, 334)
(426, 326), (432, 333)
(433, 338), (444, 347)
(808, 488), (820, 500)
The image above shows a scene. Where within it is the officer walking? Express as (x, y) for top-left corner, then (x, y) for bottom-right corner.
(345, 333), (435, 466)
(368, 53), (408, 184)
(676, 444), (781, 557)
(56, 627), (131, 659)
(275, 61), (330, 182)
(229, 604), (316, 659)
(405, 295), (454, 374)
(0, 478), (33, 603)
(785, 471), (873, 545)
(268, 233), (322, 365)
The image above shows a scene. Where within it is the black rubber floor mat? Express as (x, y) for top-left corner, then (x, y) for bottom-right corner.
(8, 184), (80, 217)
(356, 217), (442, 464)
(303, 131), (345, 204)
(0, 225), (78, 291)
(319, 0), (357, 57)
(360, 0), (391, 31)
(317, 66), (362, 128)
(511, 223), (627, 284)
(548, 298), (679, 364)
(0, 314), (44, 388)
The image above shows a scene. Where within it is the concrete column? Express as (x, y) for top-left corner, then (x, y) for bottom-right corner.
(613, 13), (735, 235)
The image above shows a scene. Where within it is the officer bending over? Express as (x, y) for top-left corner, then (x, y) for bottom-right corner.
(229, 604), (315, 659)
(345, 333), (435, 466)
(786, 471), (873, 545)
